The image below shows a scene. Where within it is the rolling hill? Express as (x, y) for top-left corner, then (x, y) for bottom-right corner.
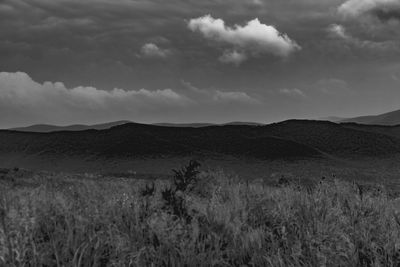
(340, 123), (400, 139)
(318, 116), (345, 122)
(0, 122), (321, 160)
(9, 121), (264, 132)
(341, 109), (400, 126)
(10, 121), (132, 132)
(263, 120), (400, 156)
(152, 123), (216, 128)
(2, 120), (400, 172)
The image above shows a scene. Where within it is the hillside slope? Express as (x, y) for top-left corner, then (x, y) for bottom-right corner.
(341, 123), (400, 139)
(341, 109), (400, 126)
(263, 120), (400, 157)
(1, 120), (400, 168)
(0, 123), (321, 161)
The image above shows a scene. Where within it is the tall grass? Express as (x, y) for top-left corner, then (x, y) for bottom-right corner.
(1, 165), (400, 266)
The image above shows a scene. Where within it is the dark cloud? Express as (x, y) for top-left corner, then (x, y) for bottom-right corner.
(327, 24), (399, 52)
(0, 0), (400, 125)
(338, 0), (400, 22)
(373, 7), (400, 22)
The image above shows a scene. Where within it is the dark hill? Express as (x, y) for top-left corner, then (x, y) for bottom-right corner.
(340, 123), (400, 139)
(1, 120), (400, 164)
(152, 123), (216, 128)
(262, 120), (400, 157)
(0, 123), (321, 161)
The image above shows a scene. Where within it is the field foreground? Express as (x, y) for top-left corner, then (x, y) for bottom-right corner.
(1, 162), (400, 266)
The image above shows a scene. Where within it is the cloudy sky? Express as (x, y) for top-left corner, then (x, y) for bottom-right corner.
(1, 0), (400, 127)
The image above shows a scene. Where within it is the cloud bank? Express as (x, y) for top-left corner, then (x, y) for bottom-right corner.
(188, 15), (300, 64)
(0, 72), (259, 128)
(339, 0), (400, 21)
(327, 23), (398, 51)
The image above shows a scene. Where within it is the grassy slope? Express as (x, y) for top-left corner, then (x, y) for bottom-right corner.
(1, 167), (400, 266)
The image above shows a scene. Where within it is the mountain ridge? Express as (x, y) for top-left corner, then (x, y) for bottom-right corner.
(340, 109), (400, 125)
(10, 121), (132, 132)
(9, 121), (265, 132)
(2, 120), (400, 172)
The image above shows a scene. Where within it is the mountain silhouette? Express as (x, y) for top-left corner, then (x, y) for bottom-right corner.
(10, 121), (265, 132)
(10, 121), (132, 132)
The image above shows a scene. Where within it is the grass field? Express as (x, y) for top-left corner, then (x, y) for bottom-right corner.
(1, 161), (400, 266)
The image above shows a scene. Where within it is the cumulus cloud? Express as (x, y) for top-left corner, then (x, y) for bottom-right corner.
(188, 15), (300, 64)
(338, 0), (400, 21)
(0, 72), (260, 128)
(140, 43), (170, 58)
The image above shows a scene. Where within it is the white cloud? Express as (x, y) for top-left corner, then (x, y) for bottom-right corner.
(278, 88), (306, 98)
(141, 43), (170, 58)
(0, 72), (260, 128)
(0, 72), (188, 125)
(188, 15), (300, 64)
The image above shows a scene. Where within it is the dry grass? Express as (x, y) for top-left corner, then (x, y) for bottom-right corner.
(1, 165), (400, 266)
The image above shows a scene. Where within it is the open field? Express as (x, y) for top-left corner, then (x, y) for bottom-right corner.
(4, 0), (400, 265)
(2, 161), (400, 266)
(3, 154), (400, 191)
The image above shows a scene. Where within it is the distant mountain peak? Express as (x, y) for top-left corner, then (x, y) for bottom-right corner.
(340, 108), (400, 126)
(10, 121), (266, 132)
(10, 120), (132, 132)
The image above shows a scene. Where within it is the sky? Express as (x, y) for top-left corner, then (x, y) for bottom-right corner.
(1, 0), (400, 128)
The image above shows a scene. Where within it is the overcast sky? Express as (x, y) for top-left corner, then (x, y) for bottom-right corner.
(1, 0), (400, 127)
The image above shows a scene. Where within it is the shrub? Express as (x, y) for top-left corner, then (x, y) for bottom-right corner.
(161, 160), (201, 222)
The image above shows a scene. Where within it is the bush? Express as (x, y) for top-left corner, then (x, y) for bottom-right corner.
(161, 160), (201, 222)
